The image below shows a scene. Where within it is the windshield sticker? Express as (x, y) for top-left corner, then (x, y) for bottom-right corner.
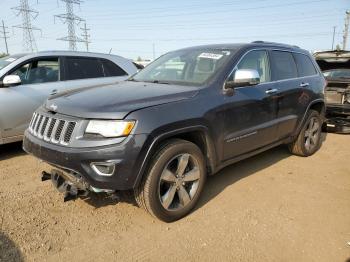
(199, 53), (223, 60)
(5, 58), (16, 62)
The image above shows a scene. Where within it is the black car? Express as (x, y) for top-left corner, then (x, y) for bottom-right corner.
(24, 42), (326, 222)
(314, 50), (350, 133)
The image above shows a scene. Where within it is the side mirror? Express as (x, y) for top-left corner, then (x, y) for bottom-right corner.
(3, 75), (21, 87)
(224, 69), (260, 90)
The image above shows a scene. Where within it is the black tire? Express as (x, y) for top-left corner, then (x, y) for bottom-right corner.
(288, 110), (323, 157)
(134, 139), (206, 222)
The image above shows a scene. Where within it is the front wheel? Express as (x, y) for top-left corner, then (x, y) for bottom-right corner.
(134, 139), (206, 222)
(288, 109), (323, 157)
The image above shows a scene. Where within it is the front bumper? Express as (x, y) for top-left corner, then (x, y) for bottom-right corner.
(23, 130), (148, 190)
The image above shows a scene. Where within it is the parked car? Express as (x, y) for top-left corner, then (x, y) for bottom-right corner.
(23, 42), (326, 222)
(314, 50), (350, 133)
(0, 51), (138, 145)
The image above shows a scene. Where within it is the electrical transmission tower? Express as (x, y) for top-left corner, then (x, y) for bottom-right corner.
(55, 0), (85, 51)
(80, 22), (90, 51)
(0, 20), (10, 54)
(343, 10), (350, 50)
(12, 0), (41, 52)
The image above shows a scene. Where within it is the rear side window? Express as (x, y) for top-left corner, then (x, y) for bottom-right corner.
(101, 59), (127, 77)
(65, 57), (104, 80)
(270, 51), (298, 81)
(293, 53), (317, 77)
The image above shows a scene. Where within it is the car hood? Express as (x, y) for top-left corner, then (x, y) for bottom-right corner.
(44, 81), (199, 119)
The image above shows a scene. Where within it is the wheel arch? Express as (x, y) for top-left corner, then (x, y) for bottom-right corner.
(292, 99), (326, 138)
(133, 125), (217, 188)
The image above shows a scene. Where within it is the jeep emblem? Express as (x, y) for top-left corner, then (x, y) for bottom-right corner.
(50, 104), (58, 111)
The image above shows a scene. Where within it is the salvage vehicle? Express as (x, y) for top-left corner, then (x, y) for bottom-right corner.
(24, 42), (326, 222)
(0, 51), (138, 144)
(314, 50), (350, 133)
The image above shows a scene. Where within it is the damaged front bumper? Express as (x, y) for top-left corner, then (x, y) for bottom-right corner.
(41, 169), (115, 202)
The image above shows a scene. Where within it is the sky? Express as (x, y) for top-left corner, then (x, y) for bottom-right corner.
(0, 0), (348, 60)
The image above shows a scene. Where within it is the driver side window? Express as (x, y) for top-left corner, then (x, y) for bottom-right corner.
(11, 58), (59, 85)
(229, 50), (270, 83)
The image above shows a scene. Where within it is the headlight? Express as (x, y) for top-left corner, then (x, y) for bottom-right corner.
(85, 120), (135, 138)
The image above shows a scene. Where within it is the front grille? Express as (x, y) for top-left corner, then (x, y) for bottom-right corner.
(29, 112), (77, 145)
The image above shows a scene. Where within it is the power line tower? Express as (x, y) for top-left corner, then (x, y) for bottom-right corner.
(12, 0), (41, 52)
(0, 20), (10, 54)
(343, 10), (350, 50)
(55, 0), (85, 51)
(80, 22), (90, 51)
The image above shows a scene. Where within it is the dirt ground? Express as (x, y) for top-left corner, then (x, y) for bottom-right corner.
(0, 133), (349, 262)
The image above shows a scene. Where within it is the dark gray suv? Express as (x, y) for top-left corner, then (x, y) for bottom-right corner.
(23, 42), (326, 222)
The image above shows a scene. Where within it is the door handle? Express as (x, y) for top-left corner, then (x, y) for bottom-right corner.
(50, 89), (58, 96)
(265, 88), (278, 94)
(300, 82), (309, 87)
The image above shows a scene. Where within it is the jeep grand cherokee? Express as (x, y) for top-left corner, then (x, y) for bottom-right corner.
(23, 42), (326, 222)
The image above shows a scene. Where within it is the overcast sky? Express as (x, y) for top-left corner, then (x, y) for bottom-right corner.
(0, 0), (348, 59)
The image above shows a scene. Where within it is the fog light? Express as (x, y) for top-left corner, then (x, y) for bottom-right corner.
(90, 162), (115, 176)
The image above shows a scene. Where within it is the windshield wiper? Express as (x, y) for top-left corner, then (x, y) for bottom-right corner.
(150, 80), (170, 84)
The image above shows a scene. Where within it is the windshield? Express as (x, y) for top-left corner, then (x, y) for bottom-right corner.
(132, 48), (234, 85)
(323, 69), (350, 79)
(0, 56), (22, 70)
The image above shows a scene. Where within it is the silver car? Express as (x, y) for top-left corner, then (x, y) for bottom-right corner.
(0, 51), (138, 144)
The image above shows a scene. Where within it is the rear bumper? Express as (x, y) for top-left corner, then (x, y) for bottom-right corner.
(23, 130), (148, 190)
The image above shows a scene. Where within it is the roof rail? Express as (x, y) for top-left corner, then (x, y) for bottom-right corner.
(251, 41), (300, 49)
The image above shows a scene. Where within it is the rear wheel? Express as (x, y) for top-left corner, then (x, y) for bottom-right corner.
(134, 139), (206, 222)
(288, 110), (323, 156)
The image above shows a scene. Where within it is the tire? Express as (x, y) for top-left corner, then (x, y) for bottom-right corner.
(134, 139), (206, 222)
(288, 109), (323, 157)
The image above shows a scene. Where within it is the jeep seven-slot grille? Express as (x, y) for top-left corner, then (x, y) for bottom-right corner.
(29, 112), (77, 145)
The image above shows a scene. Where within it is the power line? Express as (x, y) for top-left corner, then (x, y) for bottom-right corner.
(86, 0), (330, 20)
(80, 22), (90, 51)
(12, 0), (41, 52)
(55, 0), (85, 51)
(0, 20), (10, 54)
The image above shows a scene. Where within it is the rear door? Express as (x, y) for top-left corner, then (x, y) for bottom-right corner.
(269, 50), (308, 139)
(220, 49), (279, 160)
(0, 57), (62, 139)
(61, 56), (129, 87)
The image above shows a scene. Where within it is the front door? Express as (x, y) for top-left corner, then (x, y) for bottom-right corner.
(219, 49), (279, 161)
(0, 57), (61, 139)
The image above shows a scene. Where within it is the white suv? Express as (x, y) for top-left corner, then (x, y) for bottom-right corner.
(0, 51), (138, 144)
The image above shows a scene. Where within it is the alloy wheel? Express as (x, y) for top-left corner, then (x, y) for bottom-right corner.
(304, 116), (320, 152)
(158, 153), (201, 211)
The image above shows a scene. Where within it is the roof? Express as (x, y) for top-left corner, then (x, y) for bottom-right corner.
(177, 41), (305, 53)
(6, 50), (130, 62)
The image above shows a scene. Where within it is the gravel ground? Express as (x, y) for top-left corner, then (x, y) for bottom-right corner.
(0, 133), (349, 262)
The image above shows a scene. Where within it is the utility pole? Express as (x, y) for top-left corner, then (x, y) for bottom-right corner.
(55, 0), (85, 51)
(80, 22), (90, 52)
(0, 20), (10, 54)
(343, 10), (350, 50)
(331, 26), (336, 50)
(12, 0), (41, 52)
(152, 43), (156, 60)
